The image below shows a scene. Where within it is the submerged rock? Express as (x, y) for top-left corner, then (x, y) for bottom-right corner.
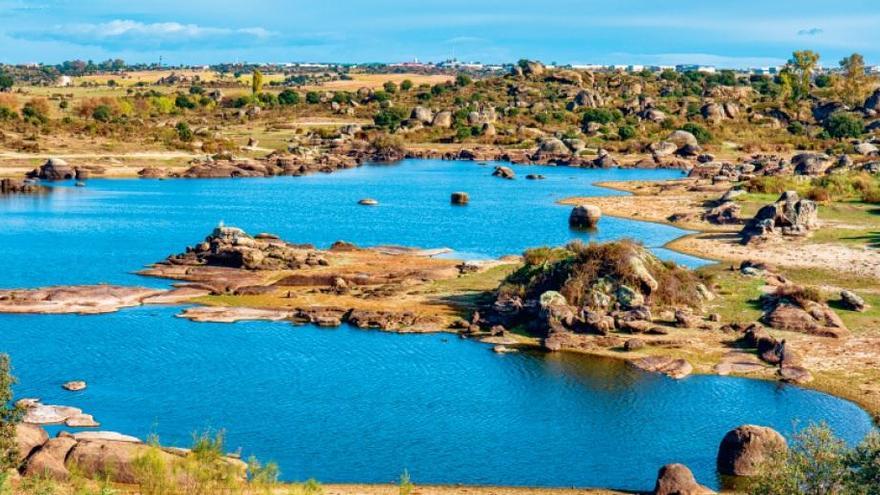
(62, 380), (87, 391)
(491, 165), (516, 180)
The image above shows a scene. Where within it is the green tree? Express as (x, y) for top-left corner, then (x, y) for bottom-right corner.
(305, 91), (321, 104)
(785, 50), (820, 101)
(383, 81), (398, 94)
(373, 106), (408, 131)
(824, 112), (864, 139)
(455, 74), (472, 87)
(400, 79), (413, 91)
(0, 73), (14, 92)
(278, 89), (300, 106)
(838, 53), (871, 106)
(175, 94), (196, 110)
(251, 69), (264, 95)
(0, 354), (23, 471)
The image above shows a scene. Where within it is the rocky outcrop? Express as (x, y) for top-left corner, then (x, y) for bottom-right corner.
(653, 463), (714, 495)
(161, 225), (327, 271)
(23, 436), (77, 480)
(761, 286), (849, 339)
(740, 191), (818, 244)
(865, 88), (880, 113)
(1, 178), (44, 194)
(717, 425), (787, 476)
(16, 424), (49, 463)
(568, 204), (602, 228)
(702, 201), (741, 225)
(0, 285), (165, 315)
(432, 111), (453, 128)
(27, 158), (75, 181)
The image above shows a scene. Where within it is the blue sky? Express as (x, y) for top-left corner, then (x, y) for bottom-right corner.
(1, 0), (878, 67)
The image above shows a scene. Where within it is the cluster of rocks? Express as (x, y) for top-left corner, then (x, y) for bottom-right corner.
(740, 191), (818, 244)
(760, 286), (850, 340)
(18, 398), (99, 428)
(26, 158), (100, 181)
(15, 424), (245, 484)
(482, 242), (711, 378)
(739, 323), (814, 383)
(162, 225), (327, 271)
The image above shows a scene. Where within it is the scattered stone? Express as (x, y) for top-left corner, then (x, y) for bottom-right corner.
(624, 338), (646, 351)
(840, 290), (867, 312)
(778, 365), (814, 384)
(491, 165), (516, 180)
(717, 425), (787, 476)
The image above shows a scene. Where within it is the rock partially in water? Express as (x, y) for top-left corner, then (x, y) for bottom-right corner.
(631, 356), (693, 379)
(717, 425), (787, 477)
(450, 192), (470, 205)
(491, 165), (516, 180)
(653, 463), (714, 495)
(177, 306), (293, 323)
(0, 285), (165, 315)
(28, 158), (75, 181)
(62, 380), (87, 392)
(568, 204), (602, 229)
(358, 198), (379, 206)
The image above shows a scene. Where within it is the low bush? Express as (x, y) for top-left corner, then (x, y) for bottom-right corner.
(681, 122), (712, 144)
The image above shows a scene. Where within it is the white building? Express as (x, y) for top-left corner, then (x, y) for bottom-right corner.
(57, 75), (72, 87)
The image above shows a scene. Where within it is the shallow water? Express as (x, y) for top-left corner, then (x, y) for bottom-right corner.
(0, 161), (874, 491)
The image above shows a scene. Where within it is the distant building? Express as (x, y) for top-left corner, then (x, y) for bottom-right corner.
(676, 64), (716, 74)
(57, 75), (72, 87)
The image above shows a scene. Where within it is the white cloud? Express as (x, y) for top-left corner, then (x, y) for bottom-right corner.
(59, 19), (276, 40)
(797, 27), (824, 36)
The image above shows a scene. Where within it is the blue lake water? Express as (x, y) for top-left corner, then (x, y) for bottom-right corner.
(0, 160), (874, 491)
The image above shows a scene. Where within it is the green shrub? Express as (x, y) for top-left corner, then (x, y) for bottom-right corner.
(174, 94), (196, 110)
(824, 112), (864, 139)
(681, 122), (712, 143)
(176, 122), (193, 142)
(400, 79), (413, 91)
(0, 354), (23, 472)
(399, 470), (414, 495)
(383, 81), (398, 94)
(618, 125), (636, 140)
(0, 106), (17, 121)
(278, 89), (300, 105)
(581, 107), (621, 125)
(455, 74), (472, 87)
(92, 105), (113, 123)
(305, 91), (321, 104)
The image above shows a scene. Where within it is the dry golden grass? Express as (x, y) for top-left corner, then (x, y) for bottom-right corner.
(303, 73), (453, 91)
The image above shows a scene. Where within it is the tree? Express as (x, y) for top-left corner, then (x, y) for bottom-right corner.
(618, 125), (636, 140)
(837, 53), (871, 106)
(251, 69), (263, 95)
(92, 105), (113, 122)
(846, 431), (880, 493)
(455, 74), (472, 87)
(176, 121), (193, 141)
(0, 73), (12, 92)
(383, 81), (398, 94)
(0, 354), (23, 472)
(373, 106), (408, 131)
(305, 91), (321, 104)
(785, 50), (820, 101)
(749, 423), (848, 495)
(400, 79), (413, 92)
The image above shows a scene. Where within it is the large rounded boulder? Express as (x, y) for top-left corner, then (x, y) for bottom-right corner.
(717, 425), (787, 476)
(16, 423), (48, 463)
(653, 463), (714, 495)
(569, 204), (602, 229)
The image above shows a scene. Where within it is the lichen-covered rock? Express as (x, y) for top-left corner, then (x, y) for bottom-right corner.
(717, 425), (787, 476)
